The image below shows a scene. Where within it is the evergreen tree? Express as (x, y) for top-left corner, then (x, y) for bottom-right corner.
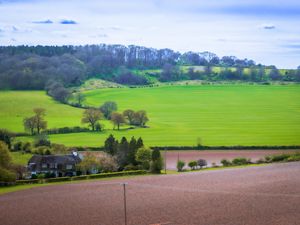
(151, 149), (163, 174)
(104, 134), (118, 156)
(117, 137), (129, 169)
(128, 137), (137, 165)
(136, 137), (144, 149)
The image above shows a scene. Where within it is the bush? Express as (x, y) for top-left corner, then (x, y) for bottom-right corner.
(188, 161), (197, 170)
(177, 160), (185, 172)
(71, 175), (89, 181)
(232, 157), (251, 165)
(150, 149), (163, 174)
(221, 159), (232, 167)
(34, 134), (51, 147)
(256, 158), (266, 164)
(287, 154), (300, 162)
(197, 159), (207, 168)
(269, 154), (290, 162)
(13, 141), (23, 152)
(0, 167), (16, 182)
(124, 164), (139, 171)
(16, 179), (40, 184)
(45, 177), (72, 183)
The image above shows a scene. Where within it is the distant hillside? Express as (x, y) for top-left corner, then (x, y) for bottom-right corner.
(0, 44), (299, 91)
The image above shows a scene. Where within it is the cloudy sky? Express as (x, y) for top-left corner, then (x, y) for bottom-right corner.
(0, 0), (299, 68)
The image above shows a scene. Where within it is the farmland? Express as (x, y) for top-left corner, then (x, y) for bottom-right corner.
(1, 84), (300, 147)
(1, 162), (299, 225)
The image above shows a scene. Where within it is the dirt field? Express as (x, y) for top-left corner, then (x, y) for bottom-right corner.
(1, 162), (300, 225)
(164, 150), (299, 169)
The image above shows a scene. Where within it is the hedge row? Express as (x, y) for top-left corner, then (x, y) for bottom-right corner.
(150, 145), (300, 150)
(16, 170), (147, 185)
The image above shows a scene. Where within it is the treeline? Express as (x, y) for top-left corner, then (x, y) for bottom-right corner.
(2, 44), (298, 91)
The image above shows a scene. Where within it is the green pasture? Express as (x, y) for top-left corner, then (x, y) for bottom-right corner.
(0, 91), (83, 132)
(2, 85), (300, 147)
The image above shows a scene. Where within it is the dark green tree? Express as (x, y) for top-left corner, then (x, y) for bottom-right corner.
(0, 129), (13, 149)
(128, 137), (138, 165)
(104, 134), (118, 156)
(117, 137), (129, 169)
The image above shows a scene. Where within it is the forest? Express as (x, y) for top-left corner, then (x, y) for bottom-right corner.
(1, 44), (299, 91)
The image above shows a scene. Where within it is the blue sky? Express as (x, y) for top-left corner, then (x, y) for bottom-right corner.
(0, 0), (299, 68)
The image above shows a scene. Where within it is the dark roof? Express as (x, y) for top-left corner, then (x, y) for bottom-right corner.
(28, 154), (81, 165)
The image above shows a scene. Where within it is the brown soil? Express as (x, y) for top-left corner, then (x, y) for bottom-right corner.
(1, 162), (300, 225)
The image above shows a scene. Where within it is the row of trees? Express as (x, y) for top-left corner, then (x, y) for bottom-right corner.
(3, 44), (297, 91)
(103, 135), (163, 173)
(159, 64), (300, 82)
(82, 101), (149, 131)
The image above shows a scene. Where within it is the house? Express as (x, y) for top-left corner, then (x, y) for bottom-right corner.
(28, 152), (82, 177)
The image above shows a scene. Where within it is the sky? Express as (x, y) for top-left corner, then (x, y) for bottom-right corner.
(0, 0), (299, 68)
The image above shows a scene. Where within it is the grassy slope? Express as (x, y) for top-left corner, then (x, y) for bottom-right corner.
(0, 91), (84, 132)
(41, 84), (300, 147)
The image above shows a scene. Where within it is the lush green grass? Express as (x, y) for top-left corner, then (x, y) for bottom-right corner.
(10, 152), (33, 165)
(2, 85), (300, 147)
(0, 91), (84, 132)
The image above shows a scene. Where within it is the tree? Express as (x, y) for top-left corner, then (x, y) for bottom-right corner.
(34, 134), (51, 147)
(98, 153), (118, 172)
(104, 134), (118, 156)
(133, 110), (149, 126)
(74, 92), (85, 106)
(188, 161), (197, 170)
(123, 109), (135, 125)
(23, 116), (36, 135)
(99, 101), (117, 119)
(177, 160), (185, 172)
(136, 147), (152, 170)
(128, 137), (138, 165)
(111, 112), (125, 130)
(77, 152), (99, 175)
(81, 108), (103, 131)
(197, 159), (207, 169)
(136, 137), (144, 149)
(0, 129), (13, 149)
(150, 149), (163, 173)
(0, 141), (12, 169)
(116, 137), (129, 169)
(33, 108), (47, 134)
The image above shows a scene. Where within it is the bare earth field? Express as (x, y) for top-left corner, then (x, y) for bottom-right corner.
(1, 162), (300, 225)
(165, 150), (299, 169)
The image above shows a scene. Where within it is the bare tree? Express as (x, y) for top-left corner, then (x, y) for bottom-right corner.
(82, 108), (103, 131)
(111, 112), (125, 130)
(123, 109), (135, 125)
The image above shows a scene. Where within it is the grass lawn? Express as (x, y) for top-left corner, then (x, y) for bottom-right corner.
(0, 91), (84, 132)
(78, 84), (300, 147)
(2, 84), (300, 147)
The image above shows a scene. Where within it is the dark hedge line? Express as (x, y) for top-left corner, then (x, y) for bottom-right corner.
(150, 145), (300, 150)
(15, 170), (147, 185)
(42, 126), (90, 135)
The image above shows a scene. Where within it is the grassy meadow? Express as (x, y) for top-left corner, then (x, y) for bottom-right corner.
(1, 84), (300, 147)
(0, 91), (83, 132)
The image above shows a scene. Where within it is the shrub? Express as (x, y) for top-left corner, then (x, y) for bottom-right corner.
(13, 141), (23, 152)
(45, 177), (72, 183)
(34, 134), (51, 147)
(256, 158), (266, 164)
(188, 161), (197, 170)
(136, 147), (152, 170)
(0, 129), (13, 149)
(287, 154), (300, 162)
(270, 154), (290, 162)
(150, 149), (163, 174)
(71, 175), (89, 181)
(232, 157), (251, 165)
(197, 159), (207, 168)
(16, 179), (40, 184)
(221, 159), (232, 167)
(0, 167), (16, 182)
(177, 160), (185, 172)
(124, 164), (139, 171)
(211, 162), (218, 167)
(264, 156), (272, 163)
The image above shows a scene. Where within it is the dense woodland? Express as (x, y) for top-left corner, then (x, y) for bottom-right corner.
(0, 44), (299, 91)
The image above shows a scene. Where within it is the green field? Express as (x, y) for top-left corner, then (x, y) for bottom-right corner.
(0, 91), (84, 132)
(1, 85), (300, 147)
